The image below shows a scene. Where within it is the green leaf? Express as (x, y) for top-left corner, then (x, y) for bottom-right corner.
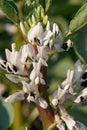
(45, 0), (51, 12)
(0, 98), (14, 130)
(69, 3), (87, 33)
(0, 0), (19, 24)
(24, 1), (38, 16)
(72, 28), (87, 64)
(23, 0), (32, 16)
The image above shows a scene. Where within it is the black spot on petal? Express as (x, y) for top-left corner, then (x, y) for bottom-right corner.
(13, 65), (18, 72)
(62, 43), (68, 50)
(81, 80), (87, 87)
(7, 65), (13, 72)
(34, 37), (40, 45)
(30, 92), (35, 98)
(0, 63), (6, 69)
(82, 72), (87, 79)
(55, 31), (58, 38)
(80, 96), (84, 101)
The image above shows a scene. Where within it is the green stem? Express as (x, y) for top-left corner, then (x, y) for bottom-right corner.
(36, 66), (57, 130)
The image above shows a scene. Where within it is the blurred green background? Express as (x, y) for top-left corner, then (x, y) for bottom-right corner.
(0, 0), (87, 130)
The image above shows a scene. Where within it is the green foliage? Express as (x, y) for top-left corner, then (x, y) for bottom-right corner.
(35, 0), (51, 12)
(23, 0), (37, 16)
(0, 98), (14, 130)
(45, 0), (52, 12)
(69, 3), (87, 33)
(73, 28), (87, 63)
(0, 0), (19, 24)
(23, 2), (48, 30)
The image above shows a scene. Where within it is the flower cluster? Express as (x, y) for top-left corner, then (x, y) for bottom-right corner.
(27, 22), (72, 52)
(52, 60), (87, 129)
(0, 21), (72, 110)
(0, 42), (48, 108)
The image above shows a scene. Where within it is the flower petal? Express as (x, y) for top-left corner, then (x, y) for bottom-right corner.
(74, 88), (87, 103)
(36, 97), (48, 109)
(5, 91), (25, 103)
(61, 115), (75, 130)
(28, 23), (43, 44)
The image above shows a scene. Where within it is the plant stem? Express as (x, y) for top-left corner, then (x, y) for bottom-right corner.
(36, 66), (57, 130)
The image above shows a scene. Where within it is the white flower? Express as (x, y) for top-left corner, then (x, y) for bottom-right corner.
(52, 60), (85, 106)
(42, 22), (64, 50)
(74, 60), (84, 80)
(40, 30), (53, 48)
(5, 43), (24, 73)
(46, 22), (72, 51)
(5, 43), (20, 67)
(52, 23), (64, 50)
(60, 106), (76, 130)
(22, 81), (48, 108)
(55, 114), (65, 130)
(37, 46), (48, 66)
(1, 43), (37, 75)
(52, 85), (68, 105)
(5, 74), (29, 83)
(30, 61), (45, 85)
(61, 115), (76, 130)
(61, 70), (74, 89)
(0, 58), (6, 70)
(27, 22), (72, 52)
(20, 44), (36, 63)
(28, 22), (43, 45)
(74, 88), (87, 103)
(36, 97), (48, 109)
(5, 90), (25, 103)
(5, 81), (48, 109)
(62, 39), (73, 51)
(61, 60), (84, 94)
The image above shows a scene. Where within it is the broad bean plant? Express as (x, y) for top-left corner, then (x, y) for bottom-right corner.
(0, 0), (87, 130)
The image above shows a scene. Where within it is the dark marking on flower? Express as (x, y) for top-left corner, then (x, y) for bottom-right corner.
(30, 92), (35, 98)
(0, 60), (7, 69)
(0, 63), (6, 69)
(55, 31), (59, 38)
(34, 37), (40, 45)
(62, 43), (68, 50)
(80, 96), (84, 101)
(81, 80), (87, 87)
(25, 56), (31, 62)
(13, 65), (18, 72)
(55, 31), (57, 38)
(3, 61), (7, 65)
(24, 93), (28, 99)
(7, 65), (13, 72)
(82, 72), (87, 79)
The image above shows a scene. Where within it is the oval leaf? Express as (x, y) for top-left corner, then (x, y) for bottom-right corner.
(73, 28), (87, 62)
(0, 98), (14, 130)
(69, 3), (87, 33)
(0, 0), (19, 23)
